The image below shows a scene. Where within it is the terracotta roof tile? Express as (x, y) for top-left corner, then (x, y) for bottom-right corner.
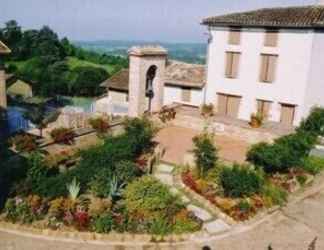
(202, 6), (324, 29)
(101, 61), (205, 92)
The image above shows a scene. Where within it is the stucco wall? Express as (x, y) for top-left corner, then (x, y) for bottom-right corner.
(206, 27), (314, 125)
(163, 86), (204, 107)
(303, 31), (324, 117)
(109, 90), (128, 103)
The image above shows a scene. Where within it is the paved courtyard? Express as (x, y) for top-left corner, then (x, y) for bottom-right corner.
(155, 126), (249, 165)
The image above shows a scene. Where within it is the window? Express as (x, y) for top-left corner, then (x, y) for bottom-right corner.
(225, 52), (241, 78)
(260, 54), (278, 83)
(257, 99), (272, 120)
(228, 28), (241, 45)
(181, 87), (191, 102)
(264, 29), (279, 47)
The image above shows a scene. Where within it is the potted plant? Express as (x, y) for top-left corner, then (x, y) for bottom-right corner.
(250, 112), (264, 128)
(200, 104), (214, 117)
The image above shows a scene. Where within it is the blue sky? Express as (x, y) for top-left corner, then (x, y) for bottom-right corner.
(0, 0), (316, 42)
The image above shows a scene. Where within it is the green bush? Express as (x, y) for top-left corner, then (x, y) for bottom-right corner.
(173, 218), (201, 234)
(93, 213), (114, 233)
(301, 156), (324, 175)
(220, 164), (265, 198)
(124, 176), (183, 220)
(124, 117), (157, 157)
(298, 107), (324, 136)
(193, 132), (218, 177)
(148, 217), (172, 236)
(262, 183), (287, 207)
(247, 132), (316, 173)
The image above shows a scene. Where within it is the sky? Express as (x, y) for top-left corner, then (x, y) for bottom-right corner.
(0, 0), (317, 43)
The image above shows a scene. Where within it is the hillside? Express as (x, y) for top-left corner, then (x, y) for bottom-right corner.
(75, 40), (207, 65)
(66, 57), (116, 74)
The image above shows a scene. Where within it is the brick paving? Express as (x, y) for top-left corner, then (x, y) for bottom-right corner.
(155, 126), (249, 165)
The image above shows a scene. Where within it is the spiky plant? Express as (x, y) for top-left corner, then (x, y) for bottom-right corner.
(108, 176), (125, 200)
(67, 178), (80, 201)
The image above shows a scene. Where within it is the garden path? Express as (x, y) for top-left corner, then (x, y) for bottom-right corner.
(153, 163), (231, 235)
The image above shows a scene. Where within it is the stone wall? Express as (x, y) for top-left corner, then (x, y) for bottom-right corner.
(172, 114), (279, 144)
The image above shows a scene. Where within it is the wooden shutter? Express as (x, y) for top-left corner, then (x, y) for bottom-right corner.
(280, 104), (295, 126)
(267, 55), (278, 82)
(181, 87), (191, 103)
(260, 54), (278, 83)
(257, 100), (271, 120)
(227, 96), (241, 118)
(225, 52), (233, 78)
(265, 30), (279, 47)
(232, 53), (240, 78)
(217, 94), (227, 115)
(225, 52), (240, 78)
(228, 29), (241, 45)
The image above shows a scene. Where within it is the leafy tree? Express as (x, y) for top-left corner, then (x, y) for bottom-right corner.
(23, 103), (60, 137)
(193, 132), (218, 177)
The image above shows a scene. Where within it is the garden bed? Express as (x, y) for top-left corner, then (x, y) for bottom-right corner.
(0, 118), (202, 237)
(180, 108), (324, 222)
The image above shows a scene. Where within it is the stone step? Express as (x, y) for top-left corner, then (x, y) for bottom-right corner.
(203, 219), (231, 235)
(155, 163), (174, 174)
(187, 204), (213, 222)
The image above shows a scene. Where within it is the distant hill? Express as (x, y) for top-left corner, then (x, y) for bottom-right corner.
(74, 40), (207, 65)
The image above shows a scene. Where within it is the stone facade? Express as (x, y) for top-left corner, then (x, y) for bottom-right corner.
(128, 46), (167, 117)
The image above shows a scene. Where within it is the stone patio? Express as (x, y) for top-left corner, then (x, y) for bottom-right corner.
(155, 126), (249, 165)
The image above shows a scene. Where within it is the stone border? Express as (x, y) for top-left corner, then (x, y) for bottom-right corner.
(174, 170), (319, 227)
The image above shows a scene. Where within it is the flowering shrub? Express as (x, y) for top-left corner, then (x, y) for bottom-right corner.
(10, 134), (37, 152)
(50, 127), (75, 145)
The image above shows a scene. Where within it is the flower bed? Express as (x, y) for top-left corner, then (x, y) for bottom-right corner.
(0, 118), (202, 236)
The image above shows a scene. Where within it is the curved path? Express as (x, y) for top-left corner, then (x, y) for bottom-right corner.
(1, 175), (324, 250)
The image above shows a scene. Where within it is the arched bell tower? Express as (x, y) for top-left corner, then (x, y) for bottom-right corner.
(128, 46), (167, 117)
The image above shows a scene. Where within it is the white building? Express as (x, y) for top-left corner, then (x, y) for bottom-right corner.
(98, 3), (324, 127)
(203, 3), (324, 127)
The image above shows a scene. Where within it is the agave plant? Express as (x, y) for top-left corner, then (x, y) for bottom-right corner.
(108, 176), (126, 200)
(67, 178), (80, 201)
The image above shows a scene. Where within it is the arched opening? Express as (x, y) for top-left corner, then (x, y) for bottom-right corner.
(145, 65), (157, 112)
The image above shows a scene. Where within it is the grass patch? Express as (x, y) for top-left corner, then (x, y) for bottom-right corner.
(66, 57), (115, 74)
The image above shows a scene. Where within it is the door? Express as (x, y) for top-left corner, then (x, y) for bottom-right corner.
(257, 100), (272, 121)
(280, 104), (295, 126)
(217, 94), (241, 118)
(181, 87), (191, 103)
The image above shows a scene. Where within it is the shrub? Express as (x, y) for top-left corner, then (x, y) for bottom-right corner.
(301, 156), (324, 175)
(10, 134), (37, 152)
(124, 117), (157, 156)
(247, 132), (316, 173)
(89, 117), (110, 134)
(93, 213), (114, 233)
(124, 176), (183, 220)
(158, 107), (176, 123)
(50, 127), (75, 145)
(262, 183), (287, 207)
(148, 217), (172, 236)
(220, 164), (265, 198)
(26, 152), (49, 188)
(298, 107), (324, 136)
(192, 132), (218, 177)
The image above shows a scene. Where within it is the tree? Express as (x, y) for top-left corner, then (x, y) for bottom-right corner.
(24, 103), (60, 137)
(193, 132), (218, 177)
(71, 66), (109, 96)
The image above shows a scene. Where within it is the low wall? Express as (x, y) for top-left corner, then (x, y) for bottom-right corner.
(171, 114), (279, 144)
